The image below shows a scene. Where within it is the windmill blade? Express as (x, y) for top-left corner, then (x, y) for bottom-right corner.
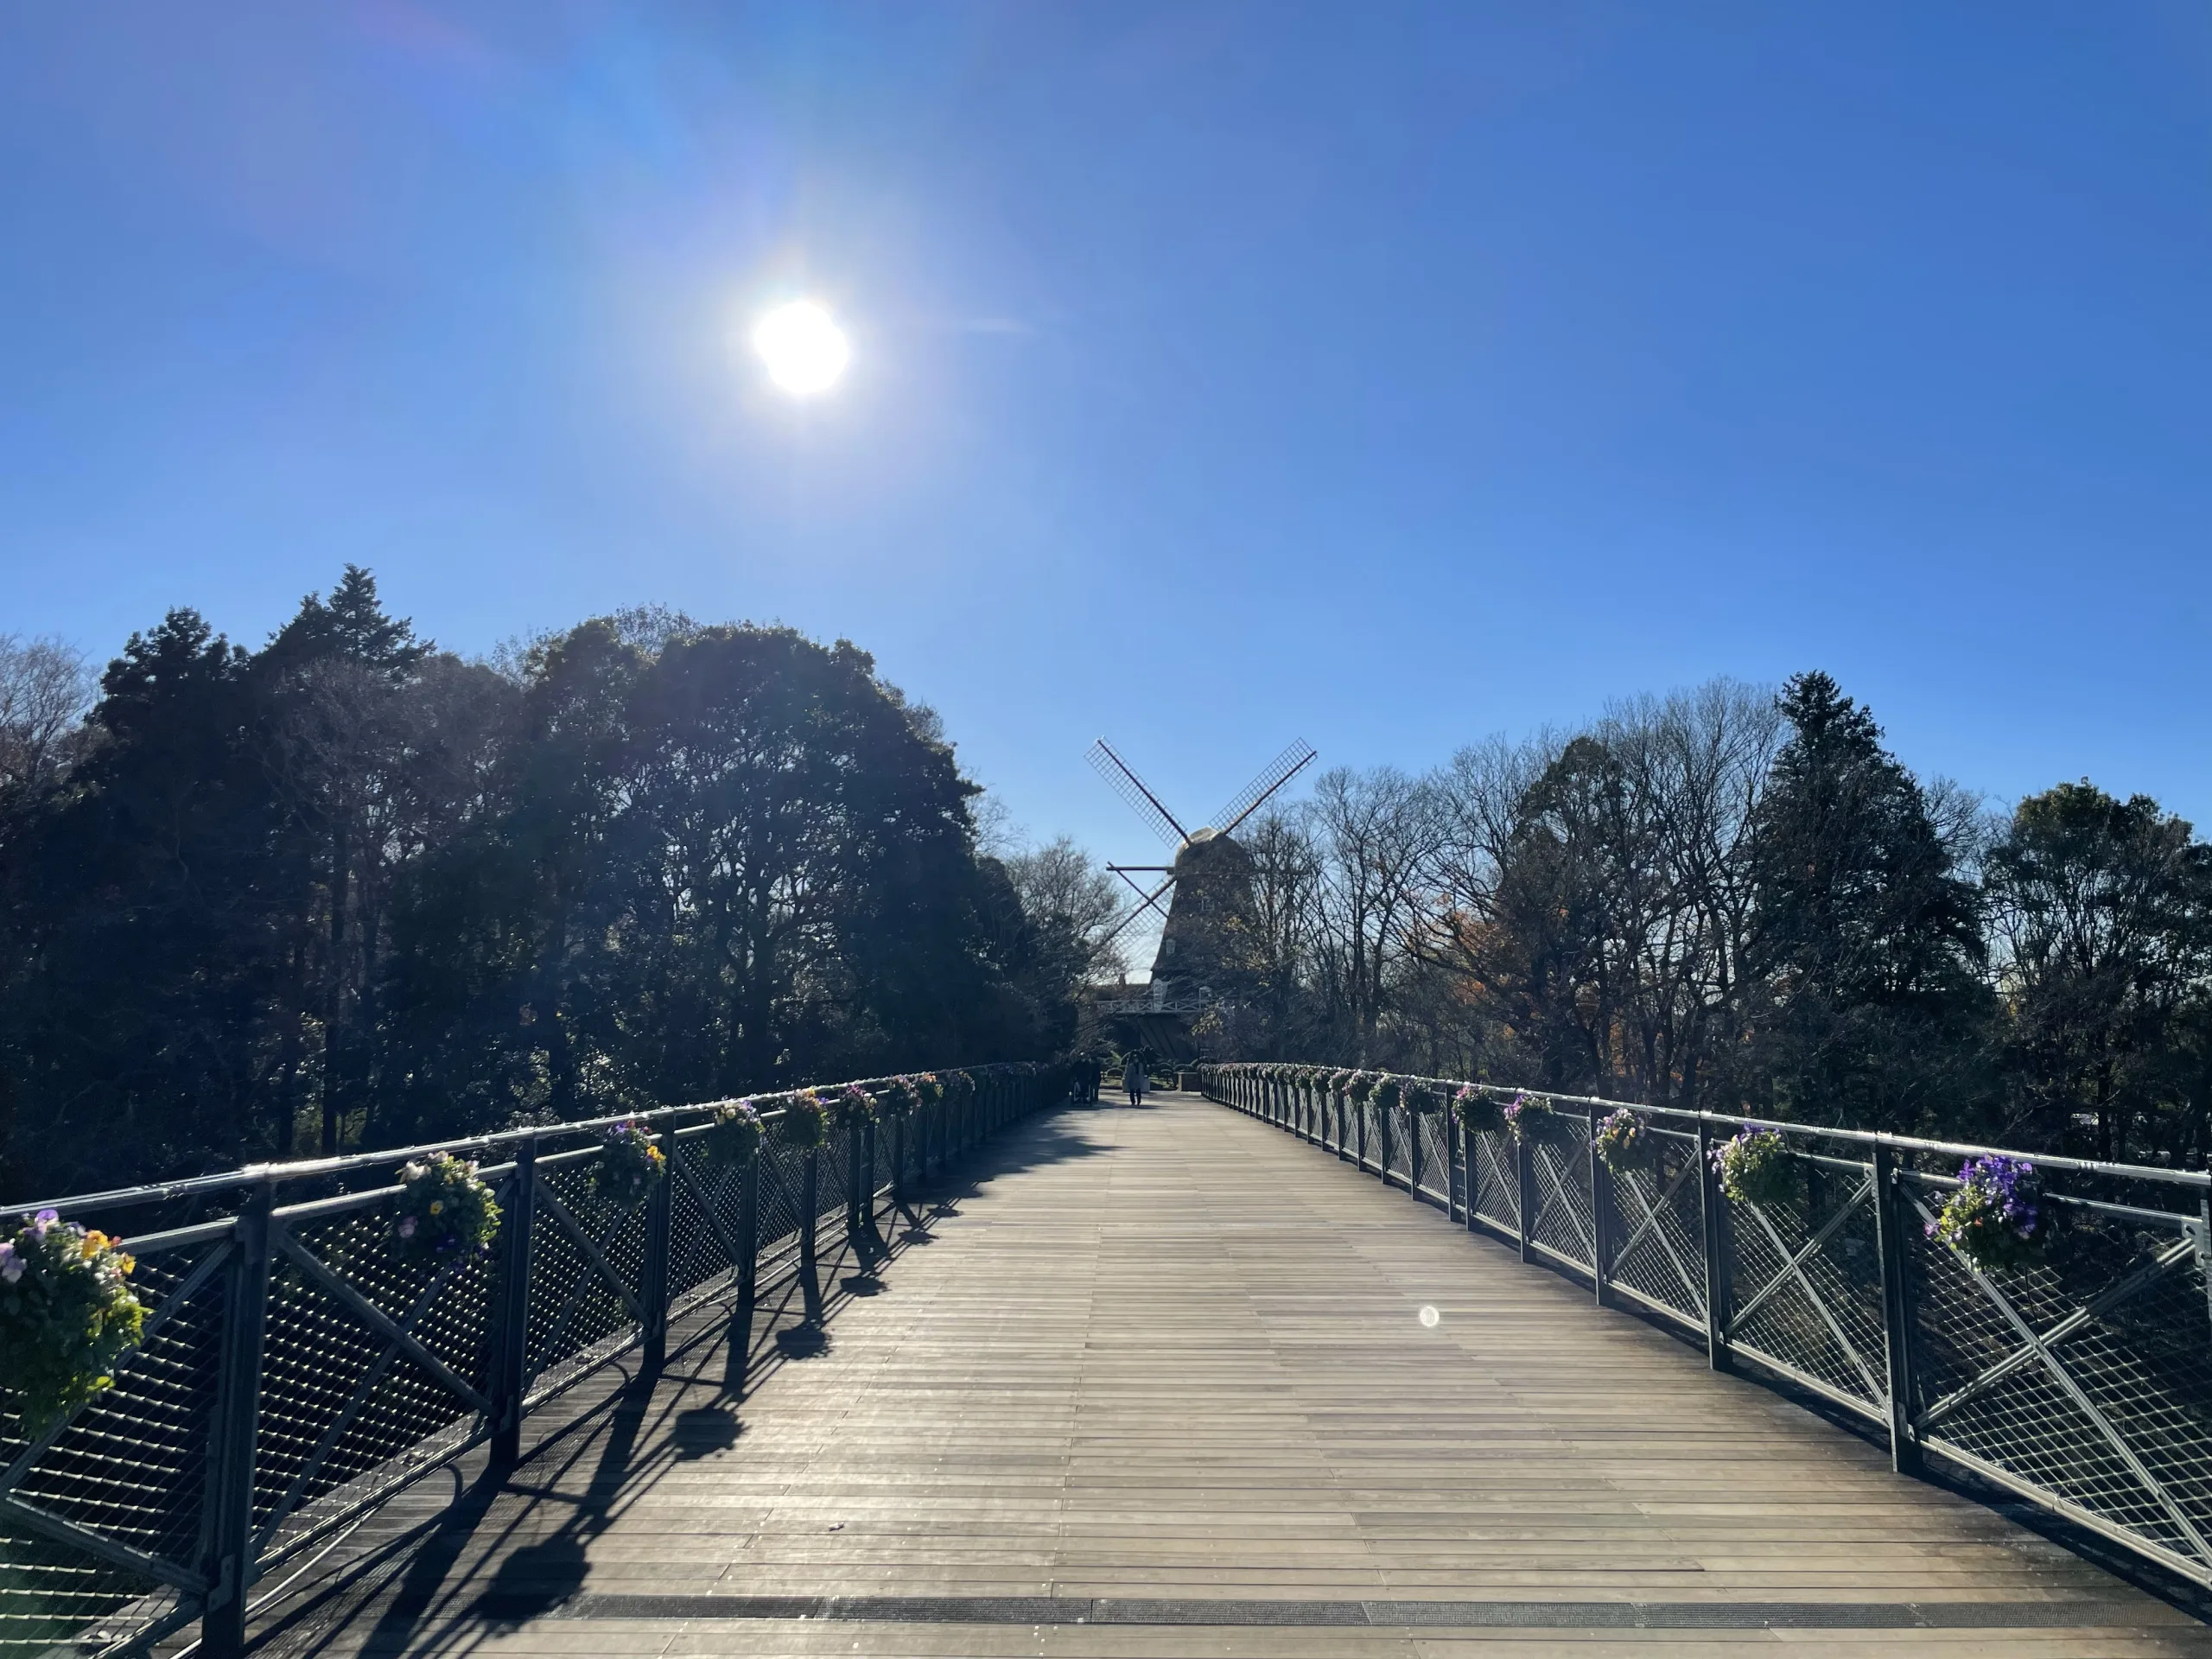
(1099, 873), (1176, 946)
(1211, 740), (1319, 837)
(1087, 739), (1190, 849)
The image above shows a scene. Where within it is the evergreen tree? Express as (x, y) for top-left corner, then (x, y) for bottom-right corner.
(1741, 671), (1990, 1130)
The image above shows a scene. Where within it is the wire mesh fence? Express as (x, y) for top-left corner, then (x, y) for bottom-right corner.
(1205, 1060), (2212, 1596)
(0, 1062), (1061, 1659)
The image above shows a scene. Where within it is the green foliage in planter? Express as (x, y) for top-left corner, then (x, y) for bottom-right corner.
(1711, 1128), (1793, 1208)
(1452, 1084), (1503, 1134)
(779, 1090), (830, 1148)
(830, 1084), (876, 1133)
(593, 1120), (666, 1209)
(1592, 1109), (1654, 1175)
(701, 1100), (764, 1169)
(1929, 1154), (2047, 1274)
(0, 1212), (146, 1434)
(392, 1153), (501, 1266)
(1503, 1091), (1554, 1141)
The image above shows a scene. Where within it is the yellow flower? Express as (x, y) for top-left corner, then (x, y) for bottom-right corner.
(647, 1147), (664, 1164)
(429, 1200), (444, 1215)
(118, 1254), (136, 1274)
(83, 1230), (109, 1255)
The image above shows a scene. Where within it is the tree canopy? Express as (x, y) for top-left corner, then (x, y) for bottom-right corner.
(0, 574), (1079, 1196)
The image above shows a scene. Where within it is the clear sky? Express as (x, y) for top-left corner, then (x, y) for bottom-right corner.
(3, 3), (2209, 894)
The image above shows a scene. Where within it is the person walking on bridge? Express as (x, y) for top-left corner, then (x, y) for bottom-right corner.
(1125, 1055), (1149, 1106)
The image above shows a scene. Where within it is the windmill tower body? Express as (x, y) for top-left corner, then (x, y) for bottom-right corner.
(1149, 830), (1258, 995)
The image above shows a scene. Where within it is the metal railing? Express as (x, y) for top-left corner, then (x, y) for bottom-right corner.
(1203, 1061), (2212, 1596)
(0, 1063), (1062, 1659)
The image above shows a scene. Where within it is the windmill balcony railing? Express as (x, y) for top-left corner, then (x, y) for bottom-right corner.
(1202, 1060), (2212, 1598)
(0, 1062), (1063, 1659)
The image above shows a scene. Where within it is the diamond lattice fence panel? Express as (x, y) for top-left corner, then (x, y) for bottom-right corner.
(1472, 1131), (1519, 1232)
(1726, 1166), (1887, 1415)
(1529, 1134), (1595, 1271)
(1606, 1131), (1707, 1326)
(0, 1239), (226, 1658)
(1910, 1193), (2212, 1574)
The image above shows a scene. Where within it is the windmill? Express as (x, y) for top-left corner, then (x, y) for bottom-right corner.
(1087, 738), (1317, 1034)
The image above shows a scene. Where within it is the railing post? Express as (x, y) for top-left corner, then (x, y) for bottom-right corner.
(1516, 1132), (1535, 1263)
(1356, 1092), (1368, 1168)
(725, 1153), (760, 1394)
(489, 1134), (538, 1465)
(640, 1121), (674, 1372)
(1872, 1141), (1923, 1475)
(1464, 1121), (1479, 1232)
(198, 1177), (275, 1659)
(1589, 1106), (1614, 1307)
(860, 1116), (882, 1259)
(1408, 1105), (1423, 1199)
(1696, 1118), (1733, 1373)
(798, 1145), (823, 1325)
(845, 1120), (867, 1263)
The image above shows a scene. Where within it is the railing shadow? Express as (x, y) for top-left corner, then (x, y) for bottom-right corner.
(240, 1109), (1068, 1657)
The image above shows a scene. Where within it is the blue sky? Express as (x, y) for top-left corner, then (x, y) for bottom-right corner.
(3, 3), (2209, 887)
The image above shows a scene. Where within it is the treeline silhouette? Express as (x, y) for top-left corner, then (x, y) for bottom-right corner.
(0, 570), (1084, 1197)
(1209, 674), (2212, 1166)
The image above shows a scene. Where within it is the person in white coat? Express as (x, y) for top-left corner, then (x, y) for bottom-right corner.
(1126, 1056), (1149, 1106)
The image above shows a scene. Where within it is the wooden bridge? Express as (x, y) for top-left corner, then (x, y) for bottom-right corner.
(243, 1091), (2209, 1658)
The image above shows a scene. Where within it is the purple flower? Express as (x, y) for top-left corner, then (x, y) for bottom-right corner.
(0, 1242), (22, 1285)
(31, 1209), (57, 1238)
(398, 1216), (417, 1239)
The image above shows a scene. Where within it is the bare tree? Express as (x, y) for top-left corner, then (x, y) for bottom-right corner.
(1308, 766), (1443, 1063)
(0, 634), (94, 795)
(1002, 834), (1129, 982)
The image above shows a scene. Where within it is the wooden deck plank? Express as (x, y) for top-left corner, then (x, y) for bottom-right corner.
(263, 1092), (2209, 1656)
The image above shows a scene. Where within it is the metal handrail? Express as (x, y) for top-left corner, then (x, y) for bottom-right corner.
(0, 1060), (1069, 1659)
(1204, 1060), (2212, 1600)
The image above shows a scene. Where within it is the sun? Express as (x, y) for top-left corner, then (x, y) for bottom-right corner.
(752, 301), (851, 397)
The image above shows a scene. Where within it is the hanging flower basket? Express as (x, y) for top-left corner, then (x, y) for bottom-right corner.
(700, 1100), (764, 1169)
(1503, 1092), (1554, 1142)
(1403, 1080), (1441, 1116)
(0, 1211), (147, 1435)
(1370, 1076), (1402, 1112)
(1345, 1072), (1379, 1104)
(392, 1154), (501, 1265)
(913, 1072), (945, 1109)
(830, 1084), (876, 1134)
(1329, 1069), (1357, 1096)
(1452, 1084), (1503, 1135)
(779, 1090), (830, 1148)
(1711, 1128), (1792, 1208)
(593, 1120), (666, 1209)
(1592, 1109), (1655, 1175)
(874, 1077), (918, 1122)
(1929, 1154), (2046, 1274)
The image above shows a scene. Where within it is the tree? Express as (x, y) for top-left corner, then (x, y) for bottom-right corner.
(1742, 671), (1989, 1130)
(0, 612), (285, 1188)
(1985, 782), (2212, 1160)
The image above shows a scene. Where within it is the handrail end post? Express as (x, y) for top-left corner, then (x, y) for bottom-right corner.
(1872, 1141), (1923, 1477)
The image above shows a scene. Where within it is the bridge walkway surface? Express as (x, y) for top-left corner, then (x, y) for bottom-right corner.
(255, 1091), (2212, 1657)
